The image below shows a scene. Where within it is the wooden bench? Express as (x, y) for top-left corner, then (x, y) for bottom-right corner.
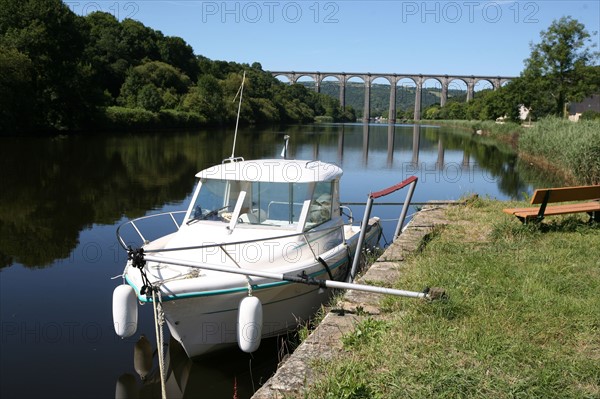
(503, 185), (600, 224)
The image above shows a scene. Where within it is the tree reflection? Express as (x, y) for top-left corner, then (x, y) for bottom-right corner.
(0, 131), (281, 268)
(0, 126), (561, 269)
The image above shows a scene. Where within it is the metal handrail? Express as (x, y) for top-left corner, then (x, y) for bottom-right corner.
(347, 176), (418, 282)
(116, 211), (186, 249)
(116, 210), (355, 253)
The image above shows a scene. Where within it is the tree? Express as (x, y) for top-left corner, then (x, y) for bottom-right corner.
(118, 60), (191, 111)
(0, 46), (34, 132)
(158, 36), (199, 80)
(522, 16), (599, 116)
(0, 0), (96, 131)
(83, 12), (128, 100)
(181, 74), (226, 123)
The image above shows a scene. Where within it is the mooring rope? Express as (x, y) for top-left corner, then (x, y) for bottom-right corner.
(152, 288), (167, 399)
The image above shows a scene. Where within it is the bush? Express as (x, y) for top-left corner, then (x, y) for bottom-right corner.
(580, 110), (600, 120)
(102, 106), (158, 130)
(158, 109), (206, 127)
(314, 115), (334, 123)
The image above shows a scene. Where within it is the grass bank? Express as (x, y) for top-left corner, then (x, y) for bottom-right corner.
(419, 117), (600, 185)
(304, 199), (600, 398)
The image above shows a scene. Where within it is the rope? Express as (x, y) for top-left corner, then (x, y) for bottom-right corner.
(152, 289), (167, 399)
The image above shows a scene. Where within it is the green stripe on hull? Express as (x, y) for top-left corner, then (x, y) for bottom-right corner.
(128, 256), (349, 303)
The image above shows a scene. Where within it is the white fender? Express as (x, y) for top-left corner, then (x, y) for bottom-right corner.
(237, 296), (263, 353)
(133, 334), (153, 380)
(112, 284), (138, 338)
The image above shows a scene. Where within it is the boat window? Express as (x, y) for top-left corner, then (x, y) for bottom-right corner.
(247, 182), (309, 226)
(188, 179), (251, 223)
(189, 179), (310, 227)
(305, 181), (333, 230)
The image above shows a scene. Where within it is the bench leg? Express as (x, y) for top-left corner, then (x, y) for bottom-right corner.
(516, 216), (543, 225)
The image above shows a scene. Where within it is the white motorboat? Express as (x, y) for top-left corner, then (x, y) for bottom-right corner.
(112, 73), (424, 365)
(114, 156), (384, 358)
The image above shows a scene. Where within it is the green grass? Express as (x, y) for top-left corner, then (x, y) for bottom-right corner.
(303, 199), (600, 398)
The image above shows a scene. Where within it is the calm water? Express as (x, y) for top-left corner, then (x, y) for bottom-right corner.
(0, 124), (561, 399)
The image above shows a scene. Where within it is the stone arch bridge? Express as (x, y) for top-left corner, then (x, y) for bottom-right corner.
(270, 71), (514, 121)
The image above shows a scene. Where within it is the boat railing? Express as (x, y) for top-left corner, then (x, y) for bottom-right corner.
(116, 211), (187, 249)
(140, 221), (353, 280)
(339, 205), (354, 223)
(118, 213), (352, 256)
(348, 176), (418, 282)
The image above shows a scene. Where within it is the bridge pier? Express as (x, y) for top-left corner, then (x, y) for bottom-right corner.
(269, 71), (514, 123)
(440, 76), (448, 107)
(466, 77), (475, 102)
(339, 78), (346, 109)
(364, 76), (371, 122)
(413, 78), (423, 121)
(388, 76), (397, 123)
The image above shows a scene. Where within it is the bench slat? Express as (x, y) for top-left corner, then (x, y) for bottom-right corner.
(504, 201), (600, 220)
(530, 185), (600, 204)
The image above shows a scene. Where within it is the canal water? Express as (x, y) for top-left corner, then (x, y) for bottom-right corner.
(0, 123), (561, 399)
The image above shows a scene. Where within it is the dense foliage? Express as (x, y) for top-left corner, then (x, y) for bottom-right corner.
(1, 1), (597, 133)
(0, 0), (352, 134)
(422, 17), (599, 122)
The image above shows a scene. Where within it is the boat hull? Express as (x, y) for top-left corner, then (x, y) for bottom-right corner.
(160, 221), (381, 358)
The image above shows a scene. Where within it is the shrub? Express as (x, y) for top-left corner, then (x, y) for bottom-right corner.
(157, 109), (205, 127)
(102, 106), (158, 130)
(580, 110), (600, 120)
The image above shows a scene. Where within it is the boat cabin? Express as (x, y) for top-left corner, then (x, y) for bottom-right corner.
(184, 159), (343, 233)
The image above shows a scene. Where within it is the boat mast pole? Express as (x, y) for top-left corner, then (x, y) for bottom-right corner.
(231, 71), (245, 159)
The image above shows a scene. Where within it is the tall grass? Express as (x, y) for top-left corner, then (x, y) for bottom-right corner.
(518, 117), (600, 184)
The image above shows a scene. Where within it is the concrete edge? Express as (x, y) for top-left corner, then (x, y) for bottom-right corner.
(251, 202), (455, 398)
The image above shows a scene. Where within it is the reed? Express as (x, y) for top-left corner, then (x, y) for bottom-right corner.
(518, 117), (600, 184)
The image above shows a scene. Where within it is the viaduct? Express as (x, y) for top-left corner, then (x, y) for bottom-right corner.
(270, 71), (515, 121)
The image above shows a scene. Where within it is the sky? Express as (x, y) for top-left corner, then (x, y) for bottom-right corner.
(68, 1), (600, 78)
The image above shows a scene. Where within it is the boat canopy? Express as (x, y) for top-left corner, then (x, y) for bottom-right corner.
(196, 159), (343, 183)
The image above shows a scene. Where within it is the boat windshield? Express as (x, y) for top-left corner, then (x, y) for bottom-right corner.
(187, 179), (313, 227)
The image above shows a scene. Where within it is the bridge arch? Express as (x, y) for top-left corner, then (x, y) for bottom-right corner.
(273, 73), (292, 84)
(447, 78), (468, 103)
(421, 78), (443, 120)
(474, 79), (494, 100)
(396, 78), (417, 120)
(269, 71), (516, 120)
(370, 77), (392, 121)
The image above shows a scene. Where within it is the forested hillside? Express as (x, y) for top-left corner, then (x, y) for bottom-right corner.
(0, 0), (353, 134)
(319, 82), (467, 119)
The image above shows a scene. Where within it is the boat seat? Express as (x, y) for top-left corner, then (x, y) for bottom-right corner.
(239, 212), (258, 223)
(238, 209), (267, 224)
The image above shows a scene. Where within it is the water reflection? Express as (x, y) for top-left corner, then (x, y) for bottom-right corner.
(115, 335), (282, 398)
(0, 124), (558, 270)
(0, 130), (281, 268)
(0, 124), (566, 399)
